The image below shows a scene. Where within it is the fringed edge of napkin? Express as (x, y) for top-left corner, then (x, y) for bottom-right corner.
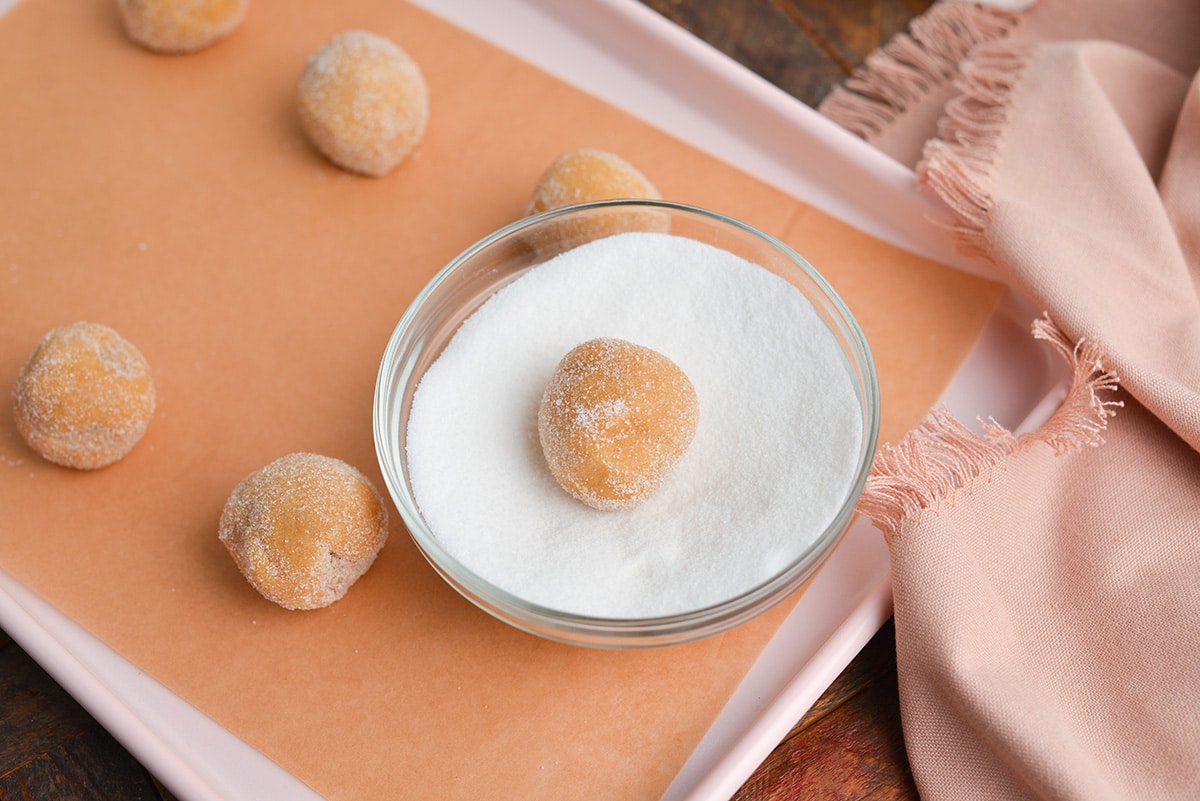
(857, 315), (1123, 543)
(835, 2), (1125, 542)
(915, 36), (1036, 260)
(817, 2), (1023, 140)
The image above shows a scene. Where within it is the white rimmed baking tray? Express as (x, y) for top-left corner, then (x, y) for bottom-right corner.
(0, 1), (1060, 799)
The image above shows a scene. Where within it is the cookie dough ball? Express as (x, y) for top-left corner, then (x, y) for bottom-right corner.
(12, 321), (156, 470)
(219, 453), (389, 610)
(525, 149), (666, 255)
(525, 148), (660, 215)
(116, 0), (248, 54)
(538, 338), (698, 511)
(297, 31), (430, 177)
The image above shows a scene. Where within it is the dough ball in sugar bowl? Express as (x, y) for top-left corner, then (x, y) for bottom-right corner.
(538, 337), (699, 511)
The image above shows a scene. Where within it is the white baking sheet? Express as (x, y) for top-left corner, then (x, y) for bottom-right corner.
(0, 1), (1057, 800)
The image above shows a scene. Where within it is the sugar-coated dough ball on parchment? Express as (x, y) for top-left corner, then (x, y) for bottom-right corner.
(12, 321), (156, 470)
(524, 149), (667, 255)
(538, 338), (699, 511)
(219, 453), (389, 610)
(116, 0), (248, 54)
(525, 148), (661, 214)
(296, 31), (430, 177)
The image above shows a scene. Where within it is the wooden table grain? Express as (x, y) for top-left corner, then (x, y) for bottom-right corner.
(0, 1), (931, 799)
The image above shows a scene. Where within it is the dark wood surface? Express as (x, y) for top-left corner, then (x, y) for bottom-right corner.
(637, 0), (935, 108)
(0, 1), (931, 799)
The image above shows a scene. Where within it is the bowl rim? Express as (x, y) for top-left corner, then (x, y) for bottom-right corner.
(373, 199), (881, 645)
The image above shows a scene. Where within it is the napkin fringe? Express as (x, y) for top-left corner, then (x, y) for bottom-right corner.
(818, 2), (1022, 140)
(857, 315), (1121, 543)
(1028, 316), (1123, 454)
(917, 40), (1036, 259)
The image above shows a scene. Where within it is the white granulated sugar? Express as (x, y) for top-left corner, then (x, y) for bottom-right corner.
(405, 232), (863, 618)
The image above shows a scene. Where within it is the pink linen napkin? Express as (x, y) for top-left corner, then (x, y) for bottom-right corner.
(823, 1), (1200, 798)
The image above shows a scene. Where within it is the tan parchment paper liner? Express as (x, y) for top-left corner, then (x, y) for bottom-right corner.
(0, 1), (1003, 799)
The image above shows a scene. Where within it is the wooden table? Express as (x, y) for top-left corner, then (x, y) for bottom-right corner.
(0, 1), (931, 798)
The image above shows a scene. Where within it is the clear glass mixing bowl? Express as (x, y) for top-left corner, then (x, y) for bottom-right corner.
(374, 200), (879, 648)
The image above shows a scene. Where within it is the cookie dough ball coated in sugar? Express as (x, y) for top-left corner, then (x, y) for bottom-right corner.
(525, 149), (666, 255)
(219, 453), (389, 610)
(525, 148), (661, 215)
(297, 31), (430, 177)
(12, 321), (156, 470)
(538, 338), (699, 511)
(116, 0), (248, 54)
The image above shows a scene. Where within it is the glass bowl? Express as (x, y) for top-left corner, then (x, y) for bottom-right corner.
(373, 199), (879, 648)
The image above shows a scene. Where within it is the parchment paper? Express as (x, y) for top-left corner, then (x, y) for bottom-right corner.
(0, 1), (1003, 799)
